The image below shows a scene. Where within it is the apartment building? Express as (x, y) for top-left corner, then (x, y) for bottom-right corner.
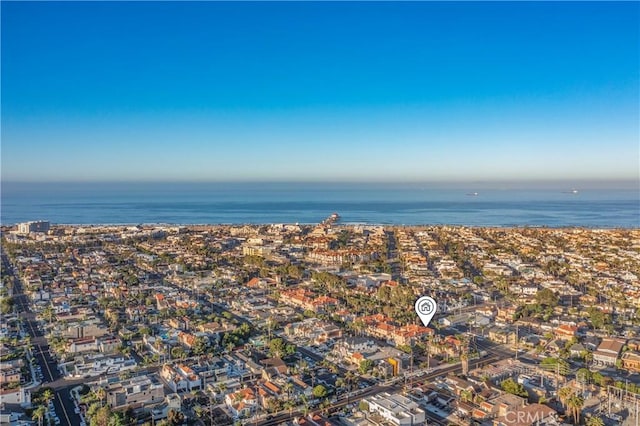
(105, 375), (165, 409)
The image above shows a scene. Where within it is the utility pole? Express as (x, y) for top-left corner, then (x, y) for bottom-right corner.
(209, 392), (214, 426)
(515, 324), (519, 361)
(254, 382), (259, 426)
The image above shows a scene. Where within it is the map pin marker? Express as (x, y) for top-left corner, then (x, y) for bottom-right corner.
(415, 296), (437, 327)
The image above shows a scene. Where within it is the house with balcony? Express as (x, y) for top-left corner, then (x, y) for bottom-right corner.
(225, 387), (257, 419)
(365, 392), (426, 426)
(622, 351), (640, 373)
(104, 374), (165, 410)
(593, 338), (626, 367)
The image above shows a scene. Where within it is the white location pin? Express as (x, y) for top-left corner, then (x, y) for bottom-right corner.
(415, 296), (437, 327)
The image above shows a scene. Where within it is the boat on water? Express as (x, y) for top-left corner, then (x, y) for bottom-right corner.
(467, 192), (479, 196)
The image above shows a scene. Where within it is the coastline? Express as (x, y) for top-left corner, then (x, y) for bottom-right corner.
(2, 183), (638, 229)
(2, 222), (638, 230)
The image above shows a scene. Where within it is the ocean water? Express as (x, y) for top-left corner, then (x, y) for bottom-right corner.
(1, 182), (639, 228)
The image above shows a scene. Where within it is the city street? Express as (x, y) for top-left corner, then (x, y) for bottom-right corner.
(5, 252), (83, 426)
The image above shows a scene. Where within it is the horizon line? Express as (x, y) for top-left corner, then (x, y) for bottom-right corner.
(3, 177), (639, 184)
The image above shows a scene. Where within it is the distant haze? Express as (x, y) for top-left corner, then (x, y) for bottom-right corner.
(2, 2), (638, 182)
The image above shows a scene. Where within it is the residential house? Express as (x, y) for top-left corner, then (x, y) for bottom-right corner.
(593, 338), (626, 367)
(489, 327), (518, 345)
(225, 387), (257, 419)
(105, 375), (165, 410)
(0, 367), (21, 384)
(554, 325), (577, 340)
(493, 404), (559, 426)
(569, 343), (586, 358)
(622, 351), (640, 373)
(0, 388), (31, 407)
(260, 358), (288, 380)
(365, 392), (426, 426)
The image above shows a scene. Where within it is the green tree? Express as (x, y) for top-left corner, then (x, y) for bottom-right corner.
(500, 378), (527, 397)
(171, 346), (186, 360)
(0, 297), (14, 314)
(460, 389), (474, 403)
(32, 406), (47, 426)
(107, 412), (125, 426)
(535, 288), (559, 307)
(312, 384), (327, 399)
(284, 400), (295, 418)
(95, 387), (106, 407)
(587, 307), (612, 330)
(191, 336), (208, 356)
(558, 386), (574, 410)
(567, 394), (584, 425)
(283, 382), (294, 401)
(90, 405), (112, 426)
(577, 368), (592, 384)
(40, 388), (55, 407)
(268, 338), (286, 358)
(42, 305), (55, 324)
(359, 359), (374, 375)
(586, 416), (605, 426)
(167, 409), (185, 426)
(592, 371), (604, 386)
(284, 343), (296, 357)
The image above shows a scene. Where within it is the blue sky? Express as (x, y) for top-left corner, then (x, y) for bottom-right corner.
(2, 1), (638, 182)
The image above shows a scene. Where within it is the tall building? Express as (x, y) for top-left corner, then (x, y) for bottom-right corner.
(17, 221), (50, 234)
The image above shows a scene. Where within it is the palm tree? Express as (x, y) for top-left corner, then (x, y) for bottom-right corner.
(284, 400), (295, 418)
(352, 320), (365, 337)
(583, 351), (593, 364)
(266, 316), (276, 341)
(567, 394), (584, 425)
(586, 416), (605, 426)
(42, 305), (55, 324)
(320, 398), (331, 415)
(167, 409), (185, 426)
(41, 388), (55, 408)
(32, 405), (47, 426)
(300, 394), (309, 415)
(558, 386), (574, 410)
(215, 382), (227, 401)
(345, 371), (357, 392)
(298, 359), (309, 377)
(283, 382), (294, 401)
(95, 387), (106, 407)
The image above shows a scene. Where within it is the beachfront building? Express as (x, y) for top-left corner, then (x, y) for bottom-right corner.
(17, 221), (50, 234)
